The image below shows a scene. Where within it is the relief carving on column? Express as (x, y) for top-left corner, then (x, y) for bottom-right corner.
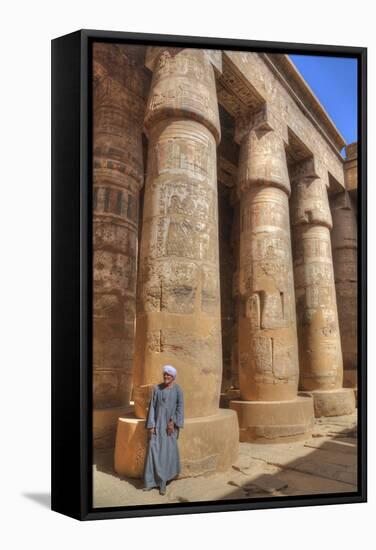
(330, 190), (358, 388)
(92, 43), (149, 448)
(290, 157), (345, 395)
(229, 104), (314, 441)
(133, 47), (224, 418)
(235, 105), (300, 401)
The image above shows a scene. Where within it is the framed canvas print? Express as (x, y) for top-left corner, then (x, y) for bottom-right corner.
(51, 29), (367, 520)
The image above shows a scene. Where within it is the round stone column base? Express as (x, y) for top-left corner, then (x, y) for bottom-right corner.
(343, 369), (357, 389)
(229, 395), (315, 443)
(93, 406), (133, 449)
(220, 389), (241, 409)
(308, 388), (356, 417)
(114, 409), (239, 478)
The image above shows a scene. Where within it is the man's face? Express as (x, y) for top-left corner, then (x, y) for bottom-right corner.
(163, 372), (174, 385)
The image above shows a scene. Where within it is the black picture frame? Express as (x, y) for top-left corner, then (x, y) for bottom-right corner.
(51, 29), (367, 521)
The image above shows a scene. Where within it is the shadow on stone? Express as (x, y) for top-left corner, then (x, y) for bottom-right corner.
(221, 423), (358, 501)
(93, 415), (358, 506)
(94, 448), (144, 490)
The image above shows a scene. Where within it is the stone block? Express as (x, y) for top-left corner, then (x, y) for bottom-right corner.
(230, 395), (314, 443)
(309, 388), (356, 417)
(114, 409), (239, 478)
(93, 406), (133, 449)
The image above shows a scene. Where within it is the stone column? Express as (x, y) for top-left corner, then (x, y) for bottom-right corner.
(230, 106), (314, 442)
(218, 184), (236, 394)
(114, 47), (239, 478)
(230, 196), (241, 392)
(219, 187), (241, 408)
(92, 44), (147, 448)
(290, 158), (355, 417)
(330, 190), (358, 391)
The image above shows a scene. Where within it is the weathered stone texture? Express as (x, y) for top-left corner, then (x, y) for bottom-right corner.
(134, 117), (222, 417)
(290, 156), (355, 417)
(224, 51), (345, 189)
(330, 191), (358, 388)
(91, 45), (357, 467)
(116, 47), (239, 477)
(230, 200), (241, 390)
(292, 223), (343, 389)
(230, 108), (314, 442)
(115, 410), (239, 478)
(290, 161), (343, 392)
(93, 43), (148, 432)
(344, 142), (358, 195)
(218, 185), (236, 392)
(237, 125), (299, 401)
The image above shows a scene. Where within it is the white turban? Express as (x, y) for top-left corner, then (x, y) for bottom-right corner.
(163, 365), (177, 378)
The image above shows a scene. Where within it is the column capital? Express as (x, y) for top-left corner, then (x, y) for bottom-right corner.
(331, 190), (357, 251)
(289, 155), (329, 188)
(330, 189), (353, 211)
(290, 160), (332, 229)
(145, 46), (222, 74)
(144, 47), (221, 144)
(234, 103), (288, 145)
(237, 117), (291, 196)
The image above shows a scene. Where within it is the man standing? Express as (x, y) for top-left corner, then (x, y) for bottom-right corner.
(143, 365), (184, 495)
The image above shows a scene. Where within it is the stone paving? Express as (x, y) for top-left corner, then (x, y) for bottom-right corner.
(93, 411), (357, 508)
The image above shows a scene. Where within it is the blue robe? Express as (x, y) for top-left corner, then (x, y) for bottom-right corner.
(144, 383), (184, 489)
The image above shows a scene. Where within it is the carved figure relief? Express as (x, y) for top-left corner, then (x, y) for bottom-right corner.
(252, 336), (273, 374)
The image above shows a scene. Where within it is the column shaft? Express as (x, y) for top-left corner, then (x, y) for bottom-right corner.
(134, 118), (222, 418)
(115, 47), (239, 478)
(239, 185), (299, 401)
(230, 120), (314, 442)
(293, 223), (342, 389)
(290, 164), (355, 417)
(230, 200), (241, 391)
(330, 191), (358, 389)
(92, 43), (146, 447)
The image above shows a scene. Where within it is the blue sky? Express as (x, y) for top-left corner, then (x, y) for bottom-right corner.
(289, 54), (358, 149)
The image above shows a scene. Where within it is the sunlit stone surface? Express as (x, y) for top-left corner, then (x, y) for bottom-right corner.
(91, 46), (357, 477)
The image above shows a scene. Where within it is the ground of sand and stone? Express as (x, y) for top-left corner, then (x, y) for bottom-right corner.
(93, 411), (358, 508)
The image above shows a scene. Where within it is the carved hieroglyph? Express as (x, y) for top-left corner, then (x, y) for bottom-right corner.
(115, 47), (239, 478)
(290, 159), (355, 417)
(134, 46), (223, 417)
(237, 117), (299, 400)
(290, 161), (342, 390)
(134, 118), (222, 417)
(230, 107), (314, 441)
(223, 51), (345, 188)
(93, 43), (147, 446)
(330, 191), (358, 388)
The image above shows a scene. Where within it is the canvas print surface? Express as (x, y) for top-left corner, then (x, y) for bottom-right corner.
(91, 42), (358, 508)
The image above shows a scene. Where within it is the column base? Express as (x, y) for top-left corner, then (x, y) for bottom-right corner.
(114, 409), (239, 478)
(229, 395), (314, 443)
(308, 388), (356, 417)
(220, 388), (241, 409)
(93, 406), (133, 449)
(343, 369), (357, 389)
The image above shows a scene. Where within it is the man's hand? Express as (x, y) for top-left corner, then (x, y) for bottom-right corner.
(166, 419), (174, 436)
(148, 427), (156, 439)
